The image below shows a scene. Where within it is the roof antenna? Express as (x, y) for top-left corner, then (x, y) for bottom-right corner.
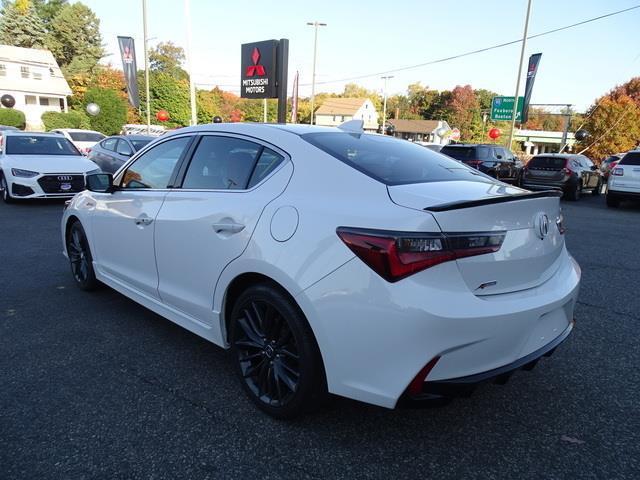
(337, 119), (364, 133)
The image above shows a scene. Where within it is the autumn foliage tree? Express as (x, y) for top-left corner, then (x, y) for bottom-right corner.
(580, 77), (640, 160)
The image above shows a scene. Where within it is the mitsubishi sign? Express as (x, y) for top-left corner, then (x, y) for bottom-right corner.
(241, 40), (278, 99)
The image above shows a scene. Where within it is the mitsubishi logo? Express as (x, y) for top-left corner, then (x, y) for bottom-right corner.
(245, 47), (266, 77)
(535, 213), (550, 239)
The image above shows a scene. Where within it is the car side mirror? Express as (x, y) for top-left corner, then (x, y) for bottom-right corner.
(496, 154), (503, 159)
(86, 173), (115, 193)
(590, 165), (597, 171)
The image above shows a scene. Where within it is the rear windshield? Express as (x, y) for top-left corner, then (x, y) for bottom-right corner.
(6, 135), (80, 155)
(302, 133), (494, 186)
(440, 145), (490, 161)
(528, 156), (567, 169)
(68, 132), (104, 142)
(131, 139), (151, 151)
(620, 152), (640, 166)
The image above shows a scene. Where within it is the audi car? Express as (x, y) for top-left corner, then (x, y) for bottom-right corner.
(1, 132), (100, 203)
(61, 121), (580, 418)
(51, 129), (106, 155)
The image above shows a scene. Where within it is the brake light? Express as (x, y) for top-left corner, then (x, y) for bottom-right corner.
(408, 356), (440, 396)
(612, 167), (624, 176)
(336, 227), (506, 282)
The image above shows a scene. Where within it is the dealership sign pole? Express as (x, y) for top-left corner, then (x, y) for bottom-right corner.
(241, 39), (289, 124)
(507, 0), (533, 150)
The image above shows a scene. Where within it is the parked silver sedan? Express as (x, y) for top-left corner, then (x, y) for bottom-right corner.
(87, 135), (154, 173)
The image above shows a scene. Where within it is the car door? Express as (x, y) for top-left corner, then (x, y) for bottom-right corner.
(90, 135), (193, 299)
(91, 138), (118, 173)
(502, 148), (517, 182)
(581, 156), (598, 188)
(492, 147), (509, 180)
(154, 134), (293, 326)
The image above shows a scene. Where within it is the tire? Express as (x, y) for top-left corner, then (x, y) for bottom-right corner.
(66, 221), (99, 291)
(592, 179), (602, 196)
(566, 183), (581, 201)
(229, 284), (327, 419)
(606, 194), (620, 208)
(1, 175), (14, 204)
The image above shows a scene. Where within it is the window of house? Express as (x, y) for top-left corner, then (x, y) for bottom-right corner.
(25, 95), (37, 105)
(0, 64), (6, 76)
(39, 97), (49, 106)
(21, 66), (29, 78)
(33, 71), (42, 80)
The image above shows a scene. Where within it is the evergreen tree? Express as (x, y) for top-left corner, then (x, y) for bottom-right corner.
(46, 1), (103, 76)
(0, 0), (47, 48)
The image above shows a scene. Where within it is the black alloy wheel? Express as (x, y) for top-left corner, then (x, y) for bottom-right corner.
(1, 175), (13, 204)
(567, 183), (581, 201)
(230, 284), (326, 418)
(66, 222), (98, 291)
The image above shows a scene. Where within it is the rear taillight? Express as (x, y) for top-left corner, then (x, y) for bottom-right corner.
(612, 167), (624, 176)
(336, 227), (506, 282)
(466, 160), (483, 169)
(562, 167), (572, 176)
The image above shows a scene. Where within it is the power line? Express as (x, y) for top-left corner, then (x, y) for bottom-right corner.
(300, 4), (640, 87)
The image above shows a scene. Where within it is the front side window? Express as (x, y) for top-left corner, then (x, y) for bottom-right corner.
(121, 136), (191, 189)
(116, 139), (133, 156)
(181, 136), (262, 190)
(5, 135), (80, 155)
(305, 133), (492, 185)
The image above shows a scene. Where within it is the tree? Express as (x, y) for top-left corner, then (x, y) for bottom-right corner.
(139, 72), (191, 128)
(443, 85), (482, 141)
(83, 88), (127, 135)
(0, 0), (47, 48)
(149, 42), (188, 81)
(32, 0), (66, 27)
(46, 2), (103, 76)
(580, 95), (640, 160)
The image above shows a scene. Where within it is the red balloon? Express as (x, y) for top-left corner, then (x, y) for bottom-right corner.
(156, 110), (170, 122)
(488, 128), (501, 139)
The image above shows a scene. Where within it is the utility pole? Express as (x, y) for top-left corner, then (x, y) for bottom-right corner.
(184, 0), (197, 126)
(560, 104), (572, 152)
(307, 21), (326, 125)
(381, 75), (394, 134)
(142, 0), (151, 134)
(507, 0), (533, 149)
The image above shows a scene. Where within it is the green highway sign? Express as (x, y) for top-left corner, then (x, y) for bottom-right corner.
(490, 96), (524, 121)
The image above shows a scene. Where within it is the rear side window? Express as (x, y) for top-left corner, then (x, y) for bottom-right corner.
(182, 136), (261, 190)
(528, 156), (567, 169)
(302, 133), (491, 186)
(248, 148), (284, 188)
(69, 132), (104, 142)
(620, 152), (640, 166)
(101, 138), (117, 151)
(440, 146), (490, 161)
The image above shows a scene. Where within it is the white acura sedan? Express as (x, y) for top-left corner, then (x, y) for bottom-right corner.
(61, 121), (580, 418)
(1, 132), (100, 203)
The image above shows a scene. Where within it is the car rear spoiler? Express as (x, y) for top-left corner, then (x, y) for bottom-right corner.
(424, 190), (562, 212)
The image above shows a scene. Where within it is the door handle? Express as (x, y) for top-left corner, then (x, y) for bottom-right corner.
(135, 215), (153, 226)
(212, 222), (245, 234)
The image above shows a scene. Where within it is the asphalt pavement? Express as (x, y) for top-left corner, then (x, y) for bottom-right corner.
(1, 195), (639, 479)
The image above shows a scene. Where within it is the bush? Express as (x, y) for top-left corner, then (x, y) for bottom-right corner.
(41, 110), (91, 131)
(83, 88), (128, 135)
(0, 108), (25, 129)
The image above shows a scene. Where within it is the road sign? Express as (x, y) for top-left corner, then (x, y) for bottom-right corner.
(450, 128), (461, 141)
(490, 96), (524, 121)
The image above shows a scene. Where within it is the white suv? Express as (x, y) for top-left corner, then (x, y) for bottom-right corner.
(607, 150), (640, 207)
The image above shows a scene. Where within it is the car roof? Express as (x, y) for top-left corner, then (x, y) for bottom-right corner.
(121, 134), (154, 140)
(531, 153), (580, 158)
(161, 122), (342, 138)
(2, 131), (63, 138)
(52, 128), (103, 133)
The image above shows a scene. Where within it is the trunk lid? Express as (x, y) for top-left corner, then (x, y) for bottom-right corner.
(524, 156), (568, 183)
(388, 181), (565, 295)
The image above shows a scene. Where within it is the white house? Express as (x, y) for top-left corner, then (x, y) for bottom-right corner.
(0, 45), (71, 130)
(314, 98), (379, 132)
(386, 119), (453, 144)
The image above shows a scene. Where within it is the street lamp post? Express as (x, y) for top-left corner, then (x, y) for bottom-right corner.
(184, 0), (197, 126)
(381, 75), (394, 134)
(142, 0), (151, 134)
(306, 21), (326, 125)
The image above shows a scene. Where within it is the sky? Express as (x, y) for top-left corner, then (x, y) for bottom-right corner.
(83, 0), (640, 112)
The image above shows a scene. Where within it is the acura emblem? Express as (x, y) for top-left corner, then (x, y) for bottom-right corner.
(57, 175), (73, 181)
(535, 213), (550, 239)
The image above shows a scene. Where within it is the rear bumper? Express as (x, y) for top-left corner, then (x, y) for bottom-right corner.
(607, 189), (640, 199)
(411, 320), (573, 400)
